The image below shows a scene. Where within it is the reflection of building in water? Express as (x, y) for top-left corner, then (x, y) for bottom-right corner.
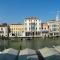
(24, 17), (41, 37)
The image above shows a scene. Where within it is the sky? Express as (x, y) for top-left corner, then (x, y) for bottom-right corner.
(0, 0), (60, 23)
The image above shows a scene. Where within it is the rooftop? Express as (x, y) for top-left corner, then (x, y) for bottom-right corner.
(10, 23), (23, 25)
(19, 48), (36, 55)
(2, 48), (18, 55)
(0, 25), (8, 27)
(25, 17), (39, 19)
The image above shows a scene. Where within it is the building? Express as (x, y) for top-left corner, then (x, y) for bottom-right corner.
(9, 24), (25, 37)
(0, 24), (8, 37)
(47, 20), (60, 36)
(24, 17), (41, 37)
(42, 23), (49, 31)
(41, 23), (49, 37)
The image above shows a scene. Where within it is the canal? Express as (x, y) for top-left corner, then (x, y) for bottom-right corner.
(0, 37), (60, 50)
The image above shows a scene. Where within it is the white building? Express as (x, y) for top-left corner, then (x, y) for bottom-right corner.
(0, 25), (8, 37)
(24, 17), (41, 37)
(47, 20), (60, 36)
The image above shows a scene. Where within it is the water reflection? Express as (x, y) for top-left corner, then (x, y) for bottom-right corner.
(0, 37), (60, 50)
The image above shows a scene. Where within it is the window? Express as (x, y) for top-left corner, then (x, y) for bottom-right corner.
(42, 28), (43, 29)
(25, 23), (27, 25)
(52, 25), (57, 27)
(50, 33), (53, 36)
(36, 32), (37, 35)
(13, 31), (15, 34)
(18, 28), (19, 30)
(44, 28), (46, 29)
(19, 28), (21, 30)
(36, 23), (37, 25)
(52, 28), (57, 31)
(25, 20), (26, 21)
(18, 32), (20, 36)
(39, 23), (40, 25)
(48, 26), (49, 28)
(11, 28), (13, 31)
(14, 28), (15, 30)
(25, 27), (27, 30)
(36, 27), (37, 30)
(31, 23), (35, 30)
(16, 31), (17, 36)
(29, 27), (30, 30)
(22, 31), (24, 33)
(16, 28), (17, 30)
(1, 28), (3, 30)
(31, 25), (35, 30)
(12, 34), (15, 36)
(29, 23), (31, 25)
(22, 28), (23, 30)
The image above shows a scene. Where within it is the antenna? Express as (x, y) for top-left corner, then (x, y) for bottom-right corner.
(56, 11), (60, 21)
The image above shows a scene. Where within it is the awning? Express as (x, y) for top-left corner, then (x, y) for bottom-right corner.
(18, 48), (38, 60)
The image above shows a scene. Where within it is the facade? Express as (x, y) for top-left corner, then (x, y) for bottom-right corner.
(0, 25), (8, 37)
(24, 17), (41, 37)
(0, 16), (60, 37)
(42, 23), (49, 31)
(9, 24), (25, 37)
(41, 23), (49, 37)
(47, 20), (60, 36)
(58, 19), (60, 33)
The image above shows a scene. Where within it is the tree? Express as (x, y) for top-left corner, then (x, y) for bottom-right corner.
(2, 23), (7, 26)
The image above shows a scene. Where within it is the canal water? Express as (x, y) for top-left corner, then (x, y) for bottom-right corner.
(0, 37), (60, 50)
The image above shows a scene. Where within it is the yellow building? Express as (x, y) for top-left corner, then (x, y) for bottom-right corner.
(9, 24), (25, 37)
